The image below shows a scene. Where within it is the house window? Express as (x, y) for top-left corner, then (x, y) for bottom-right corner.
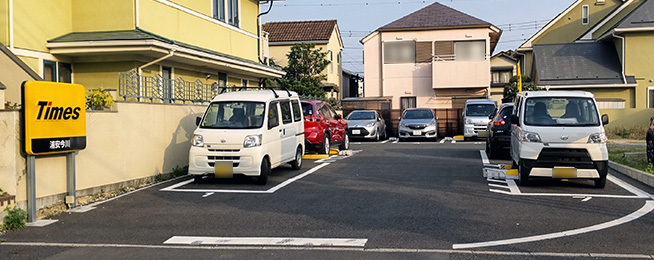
(218, 72), (227, 87)
(491, 69), (513, 85)
(329, 50), (334, 73)
(400, 97), (417, 110)
(582, 5), (589, 25)
(434, 41), (454, 60)
(648, 87), (654, 108)
(43, 61), (57, 82)
(228, 0), (239, 27)
(415, 41), (433, 63)
(455, 41), (486, 61)
(59, 63), (72, 83)
(241, 79), (248, 88)
(384, 41), (415, 64)
(213, 0), (225, 21)
(597, 99), (625, 109)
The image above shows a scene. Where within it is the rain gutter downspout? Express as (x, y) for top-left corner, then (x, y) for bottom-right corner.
(257, 1), (275, 64)
(137, 49), (175, 101)
(612, 33), (628, 84)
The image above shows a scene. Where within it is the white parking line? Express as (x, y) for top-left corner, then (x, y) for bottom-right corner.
(159, 163), (330, 194)
(163, 236), (368, 247)
(381, 139), (390, 144)
(479, 150), (490, 164)
(453, 200), (654, 249)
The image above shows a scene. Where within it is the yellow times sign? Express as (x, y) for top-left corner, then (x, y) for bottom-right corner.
(22, 81), (87, 155)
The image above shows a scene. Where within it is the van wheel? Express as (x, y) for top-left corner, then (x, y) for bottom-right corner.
(339, 134), (350, 150)
(319, 134), (330, 154)
(291, 147), (302, 170)
(257, 157), (270, 185)
(594, 175), (607, 188)
(486, 141), (495, 160)
(193, 175), (203, 184)
(517, 161), (530, 186)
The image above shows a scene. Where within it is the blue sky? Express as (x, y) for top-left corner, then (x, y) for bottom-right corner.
(261, 0), (575, 74)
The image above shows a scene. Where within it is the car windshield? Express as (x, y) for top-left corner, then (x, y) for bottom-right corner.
(346, 111), (375, 120)
(402, 110), (433, 119)
(466, 104), (496, 117)
(200, 101), (266, 129)
(524, 97), (600, 126)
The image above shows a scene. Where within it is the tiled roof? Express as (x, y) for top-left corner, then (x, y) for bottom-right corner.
(534, 42), (636, 86)
(616, 0), (654, 29)
(263, 20), (337, 42)
(379, 2), (491, 30)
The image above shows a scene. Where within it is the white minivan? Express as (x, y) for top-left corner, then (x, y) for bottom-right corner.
(188, 90), (304, 185)
(463, 100), (496, 139)
(511, 91), (610, 188)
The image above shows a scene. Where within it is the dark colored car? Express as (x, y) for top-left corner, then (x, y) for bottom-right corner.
(301, 100), (349, 154)
(485, 103), (514, 159)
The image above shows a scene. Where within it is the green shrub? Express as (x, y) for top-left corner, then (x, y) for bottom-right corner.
(86, 88), (115, 110)
(2, 207), (27, 231)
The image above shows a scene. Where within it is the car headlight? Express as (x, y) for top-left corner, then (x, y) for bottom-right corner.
(519, 131), (542, 143)
(192, 134), (204, 147)
(426, 122), (436, 127)
(466, 118), (472, 124)
(588, 132), (607, 144)
(243, 134), (262, 148)
(366, 122), (375, 127)
(400, 122), (407, 127)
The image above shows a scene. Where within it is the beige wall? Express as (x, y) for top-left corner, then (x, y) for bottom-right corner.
(0, 102), (206, 211)
(624, 31), (654, 109)
(363, 33), (381, 97)
(0, 52), (38, 104)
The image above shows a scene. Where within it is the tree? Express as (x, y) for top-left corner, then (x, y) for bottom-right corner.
(502, 75), (542, 102)
(277, 43), (331, 97)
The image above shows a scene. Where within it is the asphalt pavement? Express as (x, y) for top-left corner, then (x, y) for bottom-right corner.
(1, 140), (653, 259)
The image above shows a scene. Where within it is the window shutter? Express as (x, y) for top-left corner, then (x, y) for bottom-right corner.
(415, 42), (433, 63)
(434, 41), (454, 59)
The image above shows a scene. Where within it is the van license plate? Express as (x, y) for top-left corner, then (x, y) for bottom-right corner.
(553, 167), (577, 178)
(214, 162), (233, 178)
(413, 130), (422, 136)
(352, 130), (361, 135)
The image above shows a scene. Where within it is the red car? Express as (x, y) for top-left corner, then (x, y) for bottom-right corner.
(301, 100), (350, 154)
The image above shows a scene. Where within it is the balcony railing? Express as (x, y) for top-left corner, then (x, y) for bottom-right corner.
(119, 69), (244, 103)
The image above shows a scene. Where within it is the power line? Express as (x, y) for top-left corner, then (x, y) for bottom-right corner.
(268, 0), (497, 7)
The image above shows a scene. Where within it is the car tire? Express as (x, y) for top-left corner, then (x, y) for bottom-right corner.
(339, 133), (350, 150)
(486, 140), (495, 159)
(594, 175), (607, 188)
(193, 175), (203, 184)
(517, 160), (530, 186)
(375, 129), (380, 141)
(257, 157), (270, 185)
(290, 146), (302, 170)
(319, 134), (330, 154)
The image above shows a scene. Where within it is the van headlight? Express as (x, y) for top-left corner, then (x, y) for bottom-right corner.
(244, 134), (262, 148)
(588, 132), (607, 144)
(192, 134), (204, 147)
(519, 131), (542, 143)
(466, 118), (472, 124)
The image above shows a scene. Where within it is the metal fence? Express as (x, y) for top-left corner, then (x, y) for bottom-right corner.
(119, 69), (230, 103)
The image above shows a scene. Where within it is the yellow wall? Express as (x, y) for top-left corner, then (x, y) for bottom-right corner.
(17, 55), (39, 76)
(625, 31), (654, 109)
(325, 28), (343, 90)
(71, 0), (135, 32)
(0, 0), (8, 45)
(603, 108), (654, 129)
(241, 0), (259, 36)
(139, 0), (259, 62)
(13, 0), (73, 52)
(174, 0), (212, 17)
(74, 61), (138, 90)
(534, 0), (620, 45)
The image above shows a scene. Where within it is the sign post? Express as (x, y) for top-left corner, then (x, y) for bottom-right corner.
(22, 81), (86, 222)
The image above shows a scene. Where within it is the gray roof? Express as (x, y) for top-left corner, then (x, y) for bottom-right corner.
(534, 42), (636, 86)
(49, 29), (276, 71)
(616, 0), (654, 29)
(379, 2), (492, 30)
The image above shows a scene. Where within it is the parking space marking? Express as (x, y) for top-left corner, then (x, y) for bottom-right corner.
(163, 236), (368, 247)
(479, 150), (490, 164)
(159, 163), (330, 194)
(452, 200), (654, 249)
(381, 139), (391, 144)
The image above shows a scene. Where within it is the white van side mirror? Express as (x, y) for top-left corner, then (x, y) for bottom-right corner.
(511, 114), (519, 124)
(602, 114), (609, 125)
(196, 117), (202, 126)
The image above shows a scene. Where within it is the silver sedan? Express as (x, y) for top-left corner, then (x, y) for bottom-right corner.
(345, 110), (387, 141)
(398, 108), (437, 140)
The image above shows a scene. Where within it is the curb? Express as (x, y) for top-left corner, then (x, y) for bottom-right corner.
(609, 161), (654, 188)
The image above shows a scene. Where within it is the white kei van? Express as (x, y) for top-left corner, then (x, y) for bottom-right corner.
(463, 100), (496, 139)
(510, 91), (610, 188)
(188, 90), (304, 185)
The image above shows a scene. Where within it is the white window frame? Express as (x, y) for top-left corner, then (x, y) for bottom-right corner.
(648, 86), (654, 108)
(212, 0), (225, 22)
(582, 5), (590, 25)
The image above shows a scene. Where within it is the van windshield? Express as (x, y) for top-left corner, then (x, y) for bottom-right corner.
(466, 104), (496, 117)
(200, 101), (266, 129)
(524, 97), (600, 126)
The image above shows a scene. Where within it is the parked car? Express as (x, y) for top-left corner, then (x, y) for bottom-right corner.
(485, 103), (514, 159)
(511, 91), (609, 188)
(189, 90), (305, 185)
(398, 108), (437, 141)
(463, 100), (497, 140)
(345, 110), (387, 141)
(301, 100), (349, 154)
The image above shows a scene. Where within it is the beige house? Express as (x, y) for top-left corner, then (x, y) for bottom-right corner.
(263, 20), (344, 98)
(360, 2), (501, 110)
(490, 51), (518, 104)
